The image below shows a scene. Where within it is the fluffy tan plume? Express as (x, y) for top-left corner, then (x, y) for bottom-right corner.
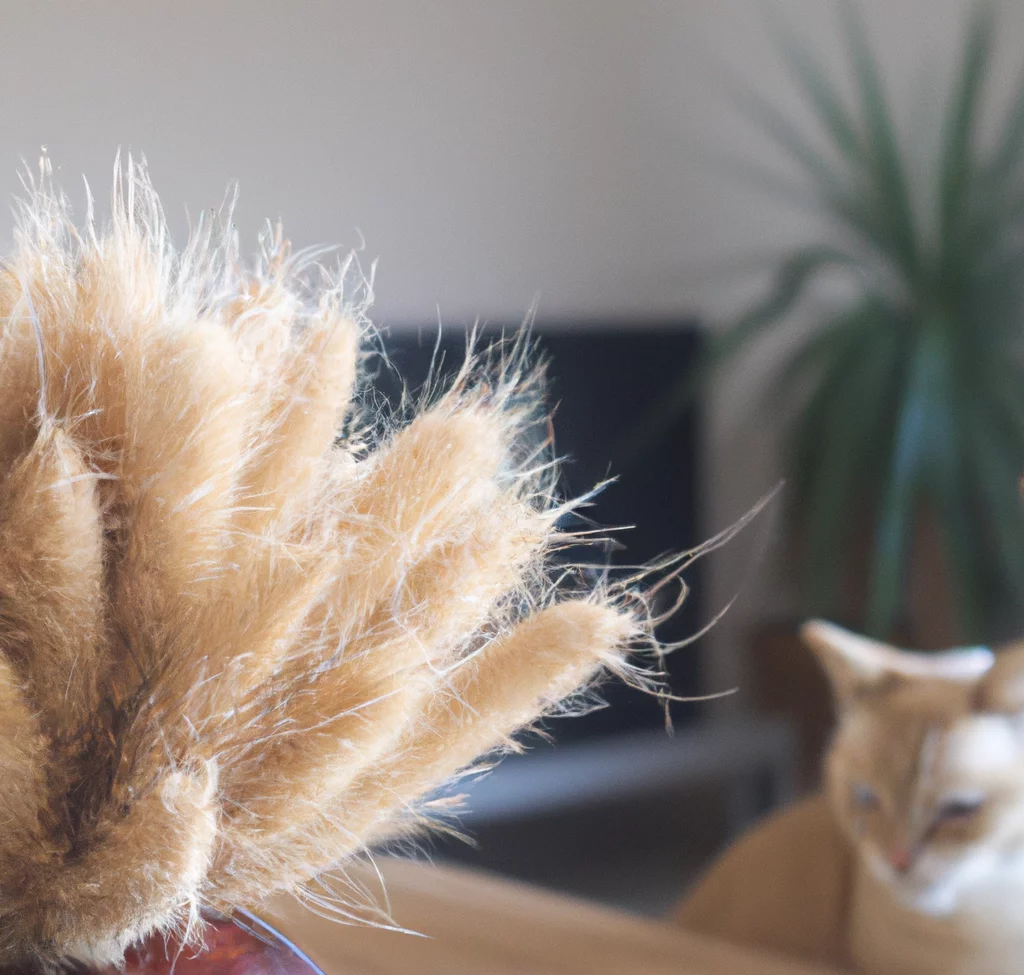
(0, 157), (655, 968)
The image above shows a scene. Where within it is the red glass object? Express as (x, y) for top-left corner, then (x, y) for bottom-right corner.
(112, 913), (324, 975)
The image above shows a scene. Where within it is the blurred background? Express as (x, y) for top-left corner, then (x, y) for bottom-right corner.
(7, 0), (1024, 919)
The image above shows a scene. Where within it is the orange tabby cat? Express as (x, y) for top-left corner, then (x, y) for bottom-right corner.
(675, 620), (1024, 975)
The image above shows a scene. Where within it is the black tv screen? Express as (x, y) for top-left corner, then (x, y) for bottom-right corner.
(376, 321), (703, 736)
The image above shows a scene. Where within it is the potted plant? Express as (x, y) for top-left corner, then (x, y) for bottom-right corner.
(689, 2), (1024, 777)
(710, 1), (1024, 647)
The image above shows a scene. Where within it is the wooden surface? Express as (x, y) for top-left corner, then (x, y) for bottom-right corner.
(264, 858), (837, 975)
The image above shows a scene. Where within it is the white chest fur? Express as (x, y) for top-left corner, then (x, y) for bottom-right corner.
(848, 860), (1024, 975)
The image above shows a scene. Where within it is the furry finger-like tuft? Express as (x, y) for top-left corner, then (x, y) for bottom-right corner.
(0, 157), (674, 967)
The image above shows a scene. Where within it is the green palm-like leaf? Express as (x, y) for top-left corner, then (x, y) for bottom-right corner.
(839, 0), (920, 278)
(791, 306), (907, 612)
(709, 245), (861, 367)
(866, 334), (943, 636)
(939, 4), (993, 239)
(770, 13), (865, 170)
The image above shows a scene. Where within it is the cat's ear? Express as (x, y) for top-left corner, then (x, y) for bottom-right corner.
(975, 642), (1024, 713)
(801, 619), (904, 707)
(800, 619), (994, 709)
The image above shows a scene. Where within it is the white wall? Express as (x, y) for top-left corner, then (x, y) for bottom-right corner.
(3, 0), (1022, 704)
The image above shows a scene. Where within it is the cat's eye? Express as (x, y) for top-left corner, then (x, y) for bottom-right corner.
(852, 783), (880, 810)
(935, 796), (985, 822)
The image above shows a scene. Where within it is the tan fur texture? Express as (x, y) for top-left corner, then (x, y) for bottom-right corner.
(675, 621), (1024, 975)
(0, 158), (648, 968)
(674, 794), (852, 969)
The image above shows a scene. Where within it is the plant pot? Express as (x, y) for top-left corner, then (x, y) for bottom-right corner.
(789, 499), (963, 651)
(81, 913), (323, 975)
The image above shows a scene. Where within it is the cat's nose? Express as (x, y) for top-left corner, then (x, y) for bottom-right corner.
(888, 844), (913, 874)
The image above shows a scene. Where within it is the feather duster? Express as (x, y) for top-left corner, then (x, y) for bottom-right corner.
(0, 157), (658, 969)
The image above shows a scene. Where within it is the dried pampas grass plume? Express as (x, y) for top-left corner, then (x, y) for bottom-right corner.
(0, 156), (661, 969)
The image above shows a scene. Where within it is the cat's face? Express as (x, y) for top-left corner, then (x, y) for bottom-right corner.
(806, 621), (1024, 915)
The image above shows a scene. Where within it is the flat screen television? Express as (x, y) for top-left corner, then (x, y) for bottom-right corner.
(375, 320), (704, 737)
